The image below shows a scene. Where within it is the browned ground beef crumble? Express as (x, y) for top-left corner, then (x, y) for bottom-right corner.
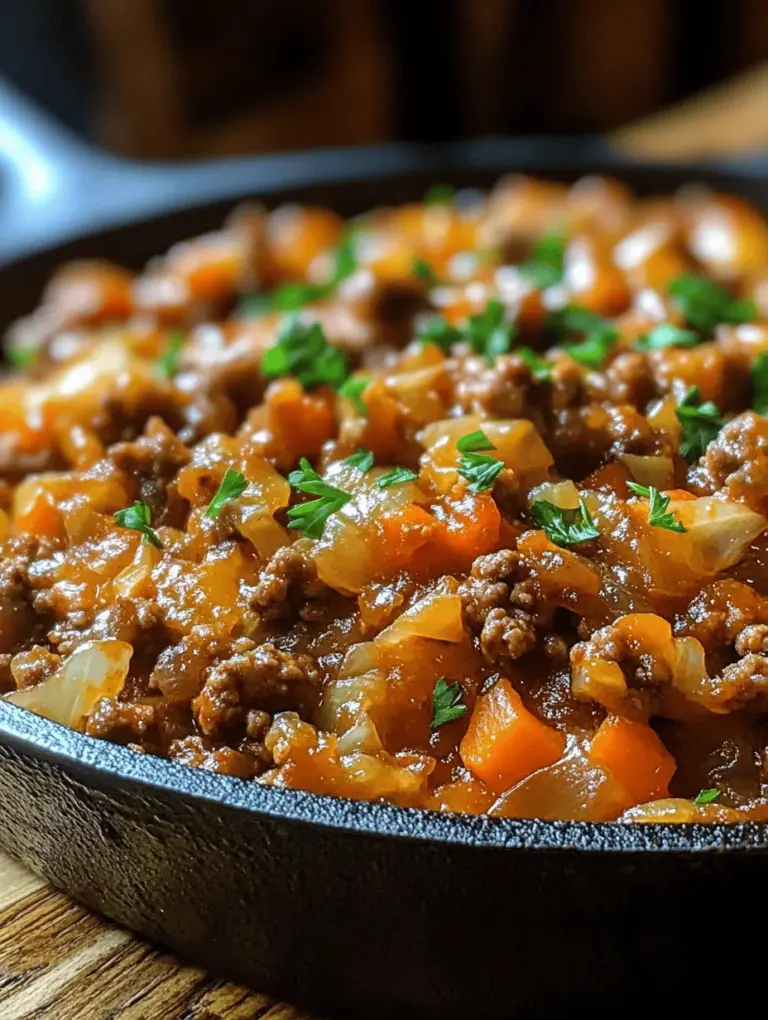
(6, 174), (768, 822)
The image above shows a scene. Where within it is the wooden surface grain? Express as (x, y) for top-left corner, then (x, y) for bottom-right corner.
(0, 851), (314, 1020)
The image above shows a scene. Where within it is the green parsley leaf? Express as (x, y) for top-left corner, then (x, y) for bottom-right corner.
(694, 788), (720, 806)
(338, 374), (370, 416)
(431, 677), (467, 729)
(240, 234), (358, 314)
(331, 234), (358, 284)
(417, 316), (463, 352)
(412, 258), (439, 286)
(156, 332), (185, 380)
(287, 458), (353, 538)
(424, 183), (455, 206)
(635, 323), (700, 351)
(235, 294), (273, 319)
(750, 350), (768, 415)
(465, 299), (516, 362)
(345, 449), (374, 472)
(377, 465), (419, 489)
(517, 346), (552, 382)
(519, 232), (565, 290)
(271, 282), (328, 311)
(6, 345), (38, 370)
(205, 468), (248, 519)
(669, 274), (756, 333)
(262, 315), (349, 391)
(547, 305), (618, 369)
(675, 386), (724, 462)
(626, 482), (686, 533)
(456, 430), (503, 492)
(530, 496), (600, 547)
(114, 501), (161, 547)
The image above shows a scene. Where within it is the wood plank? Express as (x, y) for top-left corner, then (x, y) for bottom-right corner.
(0, 851), (314, 1020)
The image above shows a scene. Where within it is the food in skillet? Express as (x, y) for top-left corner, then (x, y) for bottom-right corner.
(5, 175), (768, 824)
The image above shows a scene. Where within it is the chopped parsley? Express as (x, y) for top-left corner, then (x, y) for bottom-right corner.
(456, 430), (504, 492)
(262, 315), (348, 391)
(675, 386), (724, 463)
(6, 345), (38, 370)
(694, 788), (720, 806)
(338, 374), (370, 416)
(345, 449), (374, 472)
(517, 346), (552, 382)
(239, 234), (358, 314)
(377, 465), (419, 489)
(205, 468), (248, 519)
(635, 323), (699, 351)
(412, 258), (439, 286)
(156, 332), (185, 380)
(750, 350), (768, 415)
(626, 482), (686, 533)
(548, 305), (618, 369)
(465, 299), (517, 362)
(530, 497), (600, 547)
(431, 677), (467, 729)
(287, 458), (352, 538)
(417, 316), (462, 352)
(519, 232), (565, 290)
(424, 183), (455, 206)
(114, 501), (161, 547)
(668, 274), (756, 334)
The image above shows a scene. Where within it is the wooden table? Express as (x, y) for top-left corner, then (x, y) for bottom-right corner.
(0, 851), (310, 1020)
(2, 69), (768, 1019)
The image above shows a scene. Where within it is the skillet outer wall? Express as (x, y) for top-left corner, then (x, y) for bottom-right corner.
(2, 149), (768, 1017)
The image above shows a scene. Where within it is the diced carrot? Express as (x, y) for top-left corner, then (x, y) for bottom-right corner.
(425, 489), (501, 572)
(581, 461), (630, 497)
(375, 505), (439, 576)
(15, 491), (65, 541)
(588, 715), (676, 803)
(460, 679), (566, 793)
(266, 378), (336, 462)
(517, 529), (601, 604)
(361, 383), (400, 462)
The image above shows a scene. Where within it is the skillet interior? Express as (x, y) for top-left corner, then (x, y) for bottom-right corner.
(2, 144), (768, 1018)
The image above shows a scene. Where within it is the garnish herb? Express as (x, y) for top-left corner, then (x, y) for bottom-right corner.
(465, 299), (517, 362)
(412, 258), (439, 286)
(635, 324), (700, 351)
(377, 465), (419, 489)
(345, 449), (374, 472)
(205, 468), (248, 519)
(424, 183), (455, 206)
(548, 304), (618, 369)
(262, 315), (348, 391)
(694, 788), (720, 806)
(750, 350), (768, 415)
(417, 316), (463, 352)
(456, 430), (504, 492)
(156, 332), (185, 379)
(338, 374), (370, 416)
(239, 234), (358, 314)
(530, 497), (600, 547)
(287, 458), (352, 538)
(675, 386), (724, 463)
(519, 232), (565, 290)
(7, 345), (38, 370)
(431, 677), (467, 729)
(114, 501), (161, 547)
(626, 482), (686, 533)
(517, 346), (552, 382)
(668, 274), (756, 334)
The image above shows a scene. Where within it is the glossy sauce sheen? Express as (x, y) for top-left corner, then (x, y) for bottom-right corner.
(4, 175), (768, 824)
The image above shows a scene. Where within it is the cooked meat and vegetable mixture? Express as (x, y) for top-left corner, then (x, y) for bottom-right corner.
(6, 174), (768, 823)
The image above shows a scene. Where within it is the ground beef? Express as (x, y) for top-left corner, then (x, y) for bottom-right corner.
(86, 699), (156, 745)
(167, 735), (264, 780)
(479, 606), (537, 667)
(193, 642), (320, 738)
(698, 412), (768, 514)
(108, 417), (191, 516)
(247, 545), (332, 622)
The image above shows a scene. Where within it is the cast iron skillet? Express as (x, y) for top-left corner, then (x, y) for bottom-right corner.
(1, 80), (768, 1019)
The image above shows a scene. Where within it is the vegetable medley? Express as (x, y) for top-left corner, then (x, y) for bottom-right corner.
(7, 174), (768, 823)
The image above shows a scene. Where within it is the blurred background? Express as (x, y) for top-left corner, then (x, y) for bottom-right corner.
(3, 0), (768, 162)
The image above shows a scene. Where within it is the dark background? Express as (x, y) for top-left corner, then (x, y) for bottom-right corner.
(2, 0), (768, 158)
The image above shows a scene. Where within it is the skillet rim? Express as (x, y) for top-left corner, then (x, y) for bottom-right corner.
(3, 140), (768, 855)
